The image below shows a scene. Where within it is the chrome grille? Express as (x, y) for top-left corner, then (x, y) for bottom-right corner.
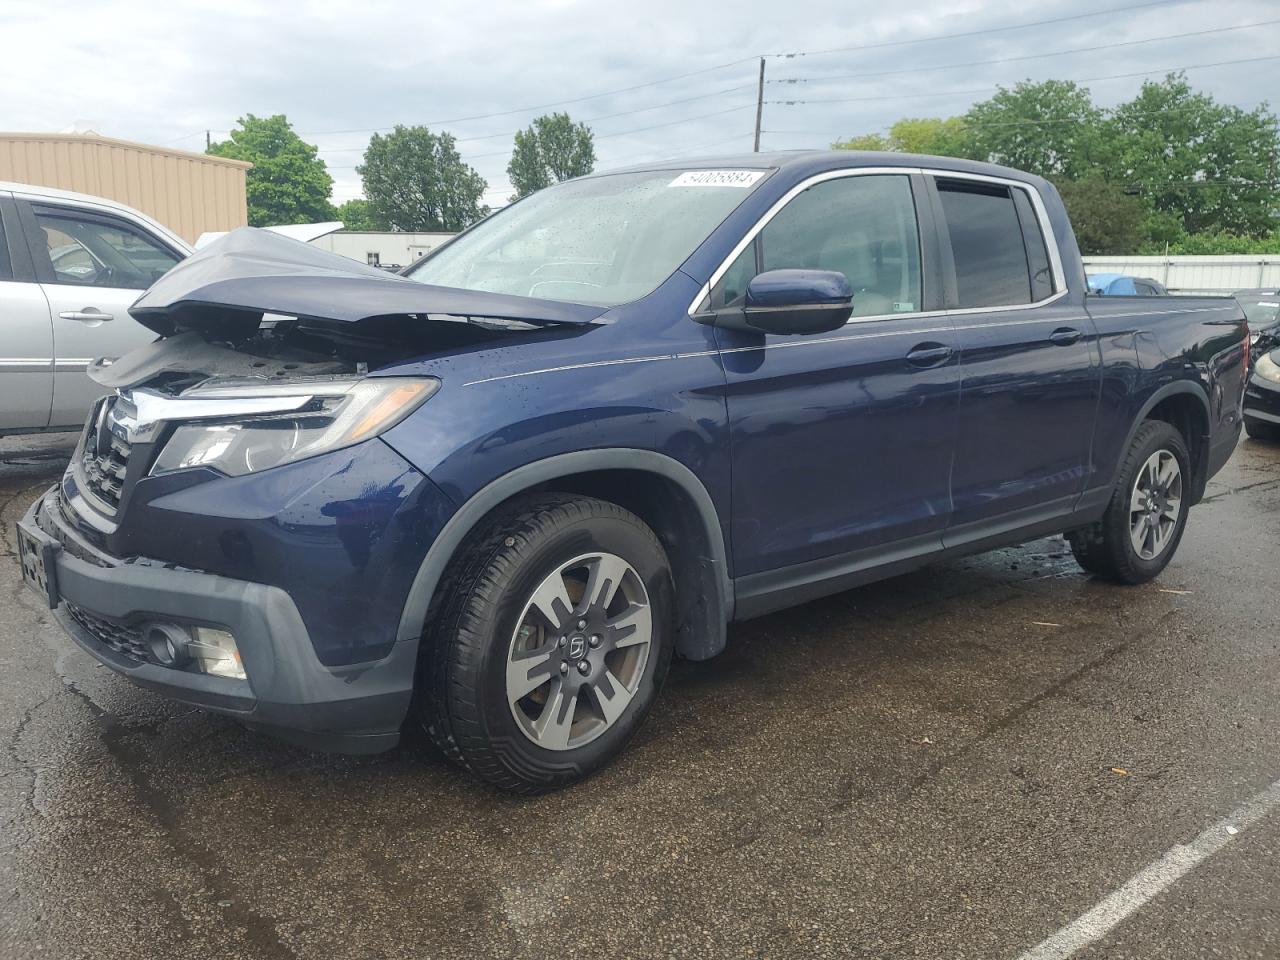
(79, 395), (136, 512)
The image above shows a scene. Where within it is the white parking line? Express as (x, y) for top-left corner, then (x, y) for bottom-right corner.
(1017, 777), (1280, 960)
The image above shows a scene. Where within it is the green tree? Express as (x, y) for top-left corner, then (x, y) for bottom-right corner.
(1154, 228), (1280, 255)
(207, 114), (335, 226)
(1106, 73), (1279, 237)
(358, 126), (489, 231)
(1055, 178), (1146, 255)
(335, 198), (384, 231)
(832, 118), (971, 157)
(831, 132), (891, 151)
(507, 112), (596, 200)
(963, 80), (1104, 179)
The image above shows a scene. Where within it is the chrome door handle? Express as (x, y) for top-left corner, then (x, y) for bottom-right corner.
(59, 309), (113, 323)
(1049, 327), (1082, 345)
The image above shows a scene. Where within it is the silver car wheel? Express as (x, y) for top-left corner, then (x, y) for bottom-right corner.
(505, 552), (653, 751)
(1128, 449), (1183, 561)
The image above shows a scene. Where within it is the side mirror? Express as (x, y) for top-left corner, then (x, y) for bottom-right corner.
(695, 269), (853, 335)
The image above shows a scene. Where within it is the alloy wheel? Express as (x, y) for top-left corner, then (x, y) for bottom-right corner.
(505, 552), (653, 751)
(1128, 449), (1183, 561)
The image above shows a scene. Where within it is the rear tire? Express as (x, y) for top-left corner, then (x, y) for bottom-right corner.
(417, 493), (673, 793)
(1245, 418), (1280, 442)
(1066, 420), (1191, 584)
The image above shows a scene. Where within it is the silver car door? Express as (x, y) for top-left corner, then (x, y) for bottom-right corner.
(20, 201), (182, 428)
(0, 194), (54, 432)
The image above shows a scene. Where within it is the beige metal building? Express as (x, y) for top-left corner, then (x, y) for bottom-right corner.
(0, 132), (250, 244)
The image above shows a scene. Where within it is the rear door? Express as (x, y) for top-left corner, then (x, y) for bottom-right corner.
(17, 200), (183, 427)
(932, 174), (1100, 543)
(714, 171), (960, 606)
(0, 193), (54, 432)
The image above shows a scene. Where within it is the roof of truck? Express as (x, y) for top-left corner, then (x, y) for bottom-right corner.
(598, 150), (1050, 186)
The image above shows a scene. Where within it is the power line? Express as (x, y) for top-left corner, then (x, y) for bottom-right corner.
(317, 14), (1265, 164)
(299, 59), (760, 136)
(325, 104), (757, 170)
(766, 0), (1188, 59)
(297, 0), (1191, 139)
(772, 19), (1280, 85)
(314, 82), (758, 154)
(760, 100), (1272, 139)
(768, 54), (1280, 106)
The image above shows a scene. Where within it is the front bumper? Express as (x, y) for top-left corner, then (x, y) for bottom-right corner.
(1243, 373), (1280, 426)
(20, 488), (416, 754)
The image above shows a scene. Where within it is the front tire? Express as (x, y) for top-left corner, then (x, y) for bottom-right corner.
(1066, 420), (1191, 584)
(418, 494), (673, 793)
(1245, 418), (1280, 442)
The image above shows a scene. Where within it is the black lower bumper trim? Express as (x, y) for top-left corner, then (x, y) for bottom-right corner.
(23, 488), (416, 755)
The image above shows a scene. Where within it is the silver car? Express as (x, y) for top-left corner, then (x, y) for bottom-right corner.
(0, 182), (191, 434)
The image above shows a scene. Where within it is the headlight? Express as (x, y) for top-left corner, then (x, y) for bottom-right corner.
(1255, 351), (1280, 384)
(151, 377), (438, 477)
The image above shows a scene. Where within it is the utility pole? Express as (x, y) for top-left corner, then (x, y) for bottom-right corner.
(753, 57), (765, 152)
(205, 130), (211, 150)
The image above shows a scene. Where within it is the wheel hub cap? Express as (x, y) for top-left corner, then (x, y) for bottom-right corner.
(505, 552), (653, 751)
(1128, 449), (1183, 561)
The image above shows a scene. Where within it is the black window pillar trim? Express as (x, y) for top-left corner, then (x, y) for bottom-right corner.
(0, 195), (35, 282)
(921, 175), (960, 310)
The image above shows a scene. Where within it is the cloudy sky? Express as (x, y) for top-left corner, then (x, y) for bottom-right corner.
(4, 0), (1278, 209)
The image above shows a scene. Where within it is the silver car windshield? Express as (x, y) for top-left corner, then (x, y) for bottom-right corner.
(405, 168), (769, 307)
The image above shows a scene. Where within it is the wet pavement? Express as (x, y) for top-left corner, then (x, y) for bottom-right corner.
(1, 430), (1278, 960)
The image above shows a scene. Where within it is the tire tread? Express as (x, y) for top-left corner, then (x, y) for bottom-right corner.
(418, 493), (667, 793)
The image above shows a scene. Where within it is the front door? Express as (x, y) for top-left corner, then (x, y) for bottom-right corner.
(931, 175), (1099, 542)
(21, 201), (182, 427)
(714, 172), (959, 606)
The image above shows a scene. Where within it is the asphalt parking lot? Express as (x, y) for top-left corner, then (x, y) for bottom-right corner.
(1, 432), (1278, 960)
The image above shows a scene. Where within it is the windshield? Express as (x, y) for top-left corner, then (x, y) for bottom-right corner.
(405, 168), (769, 306)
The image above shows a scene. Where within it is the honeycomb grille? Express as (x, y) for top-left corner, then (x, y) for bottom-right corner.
(65, 602), (149, 662)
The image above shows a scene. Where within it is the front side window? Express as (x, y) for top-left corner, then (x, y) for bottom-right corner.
(406, 168), (769, 307)
(937, 180), (1049, 308)
(713, 174), (923, 318)
(35, 210), (180, 289)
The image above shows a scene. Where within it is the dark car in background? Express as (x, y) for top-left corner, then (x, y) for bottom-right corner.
(17, 152), (1249, 792)
(1243, 345), (1280, 441)
(1233, 287), (1280, 362)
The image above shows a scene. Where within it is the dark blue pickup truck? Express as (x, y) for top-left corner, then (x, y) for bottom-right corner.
(17, 152), (1249, 792)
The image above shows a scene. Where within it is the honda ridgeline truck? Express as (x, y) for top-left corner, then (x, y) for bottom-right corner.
(17, 152), (1249, 792)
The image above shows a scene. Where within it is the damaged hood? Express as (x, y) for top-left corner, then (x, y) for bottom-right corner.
(129, 227), (610, 338)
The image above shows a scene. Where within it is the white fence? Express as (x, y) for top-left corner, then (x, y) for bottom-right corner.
(1081, 255), (1280, 295)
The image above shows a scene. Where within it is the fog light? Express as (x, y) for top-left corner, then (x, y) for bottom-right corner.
(188, 626), (246, 680)
(145, 623), (192, 667)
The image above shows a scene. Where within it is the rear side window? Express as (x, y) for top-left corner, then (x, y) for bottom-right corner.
(937, 180), (1036, 308)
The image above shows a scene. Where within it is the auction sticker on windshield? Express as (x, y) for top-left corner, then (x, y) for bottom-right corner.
(669, 170), (764, 188)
